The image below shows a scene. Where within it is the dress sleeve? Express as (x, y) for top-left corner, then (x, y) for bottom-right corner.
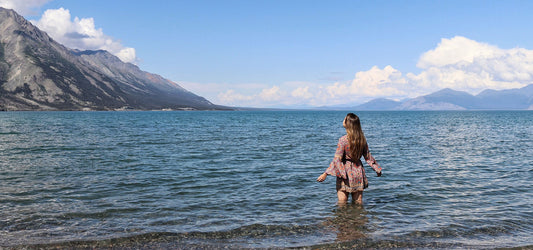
(324, 137), (347, 179)
(363, 143), (381, 173)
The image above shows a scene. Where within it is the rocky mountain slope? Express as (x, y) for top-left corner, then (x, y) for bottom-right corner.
(0, 7), (228, 111)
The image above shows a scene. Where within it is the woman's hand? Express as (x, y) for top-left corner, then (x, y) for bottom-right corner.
(317, 173), (327, 182)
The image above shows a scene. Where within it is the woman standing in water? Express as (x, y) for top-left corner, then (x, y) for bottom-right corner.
(317, 113), (382, 205)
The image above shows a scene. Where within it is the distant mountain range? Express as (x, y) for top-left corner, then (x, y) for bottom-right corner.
(326, 85), (533, 111)
(0, 7), (230, 111)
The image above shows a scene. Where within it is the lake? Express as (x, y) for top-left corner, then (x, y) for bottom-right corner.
(0, 111), (531, 248)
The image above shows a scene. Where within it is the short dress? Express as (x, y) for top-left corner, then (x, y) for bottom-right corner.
(324, 135), (381, 192)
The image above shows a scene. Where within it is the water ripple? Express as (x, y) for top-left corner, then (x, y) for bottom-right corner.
(0, 111), (531, 248)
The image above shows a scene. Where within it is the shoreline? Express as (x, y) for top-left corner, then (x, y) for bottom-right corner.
(8, 231), (533, 249)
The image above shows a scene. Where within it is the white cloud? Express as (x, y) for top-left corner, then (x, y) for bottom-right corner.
(326, 65), (408, 99)
(208, 66), (416, 107)
(216, 84), (316, 107)
(218, 90), (254, 105)
(206, 36), (533, 108)
(259, 86), (283, 102)
(31, 8), (137, 63)
(115, 47), (137, 65)
(180, 81), (268, 105)
(417, 36), (500, 69)
(291, 86), (313, 100)
(208, 68), (413, 107)
(0, 0), (50, 16)
(410, 36), (531, 93)
(218, 86), (287, 107)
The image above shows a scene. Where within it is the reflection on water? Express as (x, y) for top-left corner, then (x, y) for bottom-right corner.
(323, 204), (369, 242)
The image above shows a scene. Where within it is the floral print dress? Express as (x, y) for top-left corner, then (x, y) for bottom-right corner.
(325, 135), (381, 192)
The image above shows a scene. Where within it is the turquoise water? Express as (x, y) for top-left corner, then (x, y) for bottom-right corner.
(0, 111), (531, 248)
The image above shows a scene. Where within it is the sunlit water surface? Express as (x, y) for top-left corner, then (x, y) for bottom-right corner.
(0, 111), (531, 248)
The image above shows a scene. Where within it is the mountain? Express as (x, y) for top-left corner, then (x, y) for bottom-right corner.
(0, 7), (228, 111)
(476, 84), (533, 110)
(352, 98), (401, 110)
(397, 88), (473, 110)
(353, 85), (533, 110)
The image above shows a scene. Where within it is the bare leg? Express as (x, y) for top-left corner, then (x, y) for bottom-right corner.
(351, 191), (363, 205)
(337, 190), (349, 205)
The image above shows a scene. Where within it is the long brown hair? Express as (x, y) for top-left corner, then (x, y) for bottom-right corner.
(344, 113), (367, 160)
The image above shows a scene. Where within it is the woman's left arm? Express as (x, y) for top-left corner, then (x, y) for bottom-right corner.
(363, 144), (382, 176)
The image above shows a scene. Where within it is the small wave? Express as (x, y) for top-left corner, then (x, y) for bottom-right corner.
(0, 131), (22, 135)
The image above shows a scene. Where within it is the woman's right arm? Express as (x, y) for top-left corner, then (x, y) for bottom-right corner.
(317, 137), (346, 182)
(317, 173), (327, 182)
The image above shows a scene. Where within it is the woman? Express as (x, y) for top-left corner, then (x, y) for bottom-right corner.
(317, 113), (382, 205)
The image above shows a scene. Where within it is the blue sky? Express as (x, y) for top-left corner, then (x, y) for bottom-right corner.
(3, 0), (533, 107)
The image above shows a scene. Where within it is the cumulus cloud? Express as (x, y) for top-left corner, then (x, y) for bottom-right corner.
(218, 90), (254, 105)
(326, 65), (408, 99)
(417, 36), (500, 69)
(291, 86), (313, 100)
(215, 83), (319, 107)
(31, 8), (137, 63)
(218, 86), (289, 107)
(410, 36), (531, 93)
(211, 67), (412, 107)
(210, 36), (533, 107)
(212, 67), (414, 107)
(259, 86), (283, 102)
(0, 0), (50, 16)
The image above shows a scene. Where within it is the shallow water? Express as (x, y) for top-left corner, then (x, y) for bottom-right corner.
(0, 111), (531, 248)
